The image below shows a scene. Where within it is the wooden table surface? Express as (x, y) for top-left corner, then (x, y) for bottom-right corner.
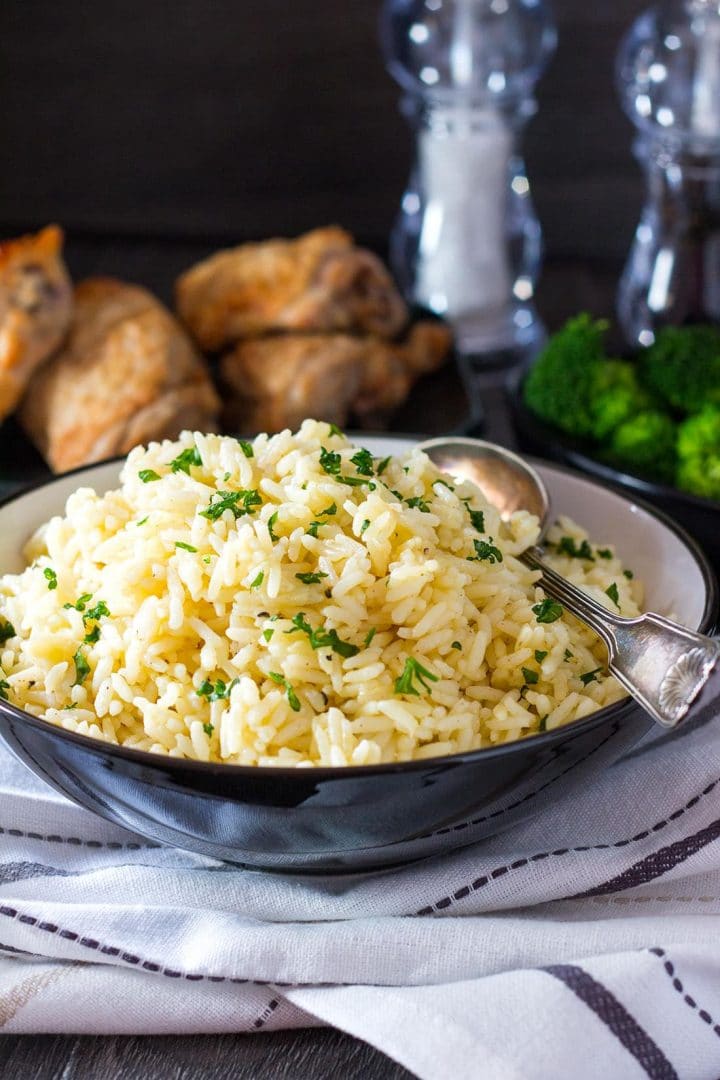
(0, 244), (620, 1077)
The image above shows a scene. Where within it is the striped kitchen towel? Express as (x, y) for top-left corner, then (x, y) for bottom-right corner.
(0, 710), (719, 1079)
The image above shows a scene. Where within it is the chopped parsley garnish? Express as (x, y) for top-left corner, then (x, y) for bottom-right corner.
(170, 447), (202, 474)
(338, 475), (374, 488)
(451, 641), (462, 650)
(596, 548), (613, 559)
(63, 593), (93, 612)
(83, 624), (101, 645)
(267, 511), (279, 542)
(203, 555), (212, 564)
(138, 469), (161, 483)
(203, 722), (214, 737)
(268, 671), (301, 712)
(196, 677), (239, 702)
(136, 517), (148, 526)
(532, 598), (563, 623)
(319, 447), (342, 476)
(469, 538), (503, 564)
(0, 619), (16, 644)
(350, 448), (375, 476)
(467, 508), (485, 533)
(579, 667), (603, 686)
(405, 496), (430, 513)
(319, 502), (337, 516)
(556, 536), (594, 560)
(534, 650), (548, 663)
(605, 582), (620, 609)
(237, 439), (254, 458)
(175, 542), (197, 552)
(84, 601), (110, 622)
(319, 446), (374, 487)
(364, 627), (377, 647)
(564, 648), (574, 661)
(538, 715), (548, 732)
(200, 489), (262, 521)
(522, 667), (539, 685)
(376, 456), (391, 476)
(394, 657), (439, 697)
(286, 612), (359, 658)
(327, 423), (344, 437)
(0, 679), (9, 700)
(434, 478), (455, 492)
(360, 519), (371, 535)
(295, 571), (328, 585)
(72, 648), (90, 685)
(262, 628), (274, 642)
(307, 522), (322, 538)
(624, 569), (634, 580)
(43, 568), (58, 590)
(250, 571), (264, 589)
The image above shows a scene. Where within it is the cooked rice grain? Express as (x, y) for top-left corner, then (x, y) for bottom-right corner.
(0, 421), (643, 766)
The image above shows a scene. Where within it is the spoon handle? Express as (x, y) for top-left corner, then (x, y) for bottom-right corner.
(522, 546), (720, 728)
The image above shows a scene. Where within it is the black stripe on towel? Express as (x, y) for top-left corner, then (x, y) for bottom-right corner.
(576, 817), (720, 898)
(546, 964), (677, 1080)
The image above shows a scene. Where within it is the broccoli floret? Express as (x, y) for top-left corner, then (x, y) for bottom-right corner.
(604, 410), (677, 484)
(676, 405), (720, 499)
(524, 314), (608, 438)
(641, 325), (720, 413)
(524, 316), (653, 440)
(591, 360), (657, 440)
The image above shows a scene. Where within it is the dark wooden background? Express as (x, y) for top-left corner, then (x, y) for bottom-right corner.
(1, 0), (645, 265)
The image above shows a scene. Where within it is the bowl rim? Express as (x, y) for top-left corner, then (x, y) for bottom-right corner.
(0, 447), (716, 779)
(507, 365), (720, 512)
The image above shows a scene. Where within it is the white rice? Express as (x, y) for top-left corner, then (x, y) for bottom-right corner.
(0, 421), (643, 766)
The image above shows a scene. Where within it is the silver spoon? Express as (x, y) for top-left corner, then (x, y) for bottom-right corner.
(418, 436), (720, 729)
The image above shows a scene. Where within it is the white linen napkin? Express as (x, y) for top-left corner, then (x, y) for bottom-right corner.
(1, 708), (720, 1080)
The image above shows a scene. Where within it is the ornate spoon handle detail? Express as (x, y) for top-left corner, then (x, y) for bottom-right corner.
(522, 545), (720, 728)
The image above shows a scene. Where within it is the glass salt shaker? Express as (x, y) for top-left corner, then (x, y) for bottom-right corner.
(617, 0), (720, 347)
(379, 0), (556, 364)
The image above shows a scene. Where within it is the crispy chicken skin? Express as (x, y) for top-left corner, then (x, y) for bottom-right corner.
(176, 227), (409, 350)
(0, 225), (72, 421)
(219, 334), (366, 434)
(352, 321), (453, 423)
(219, 320), (451, 434)
(20, 278), (220, 473)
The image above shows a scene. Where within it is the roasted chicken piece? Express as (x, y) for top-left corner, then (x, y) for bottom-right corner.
(219, 334), (366, 434)
(0, 225), (72, 421)
(20, 278), (220, 473)
(176, 227), (409, 350)
(219, 320), (451, 434)
(352, 320), (453, 423)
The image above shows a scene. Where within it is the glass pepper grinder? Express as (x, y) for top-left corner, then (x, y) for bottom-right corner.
(380, 0), (556, 363)
(617, 0), (720, 347)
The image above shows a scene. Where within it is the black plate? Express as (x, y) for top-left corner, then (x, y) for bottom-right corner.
(506, 367), (720, 573)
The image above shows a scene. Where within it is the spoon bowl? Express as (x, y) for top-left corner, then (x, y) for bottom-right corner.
(419, 436), (550, 529)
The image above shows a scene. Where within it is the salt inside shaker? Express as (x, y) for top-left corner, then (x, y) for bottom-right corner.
(617, 0), (720, 346)
(380, 0), (556, 359)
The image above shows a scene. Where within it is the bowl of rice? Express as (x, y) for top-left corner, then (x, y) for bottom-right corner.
(0, 421), (715, 872)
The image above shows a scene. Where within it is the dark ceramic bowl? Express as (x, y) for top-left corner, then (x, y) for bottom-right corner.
(507, 367), (720, 572)
(0, 442), (716, 873)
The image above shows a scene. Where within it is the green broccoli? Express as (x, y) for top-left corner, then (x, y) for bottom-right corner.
(604, 410), (677, 484)
(641, 325), (720, 413)
(676, 405), (720, 499)
(524, 315), (652, 440)
(524, 314), (608, 438)
(591, 360), (657, 440)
